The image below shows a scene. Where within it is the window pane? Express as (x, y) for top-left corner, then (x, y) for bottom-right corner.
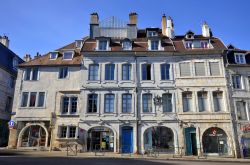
(32, 68), (38, 80)
(105, 64), (115, 80)
(232, 75), (242, 89)
(59, 67), (68, 79)
(142, 94), (152, 112)
(122, 64), (131, 80)
(161, 64), (170, 80)
(180, 63), (191, 77)
(151, 40), (158, 50)
(209, 62), (220, 76)
(162, 94), (172, 112)
(122, 94), (132, 113)
(69, 126), (76, 138)
(25, 68), (31, 80)
(71, 97), (77, 113)
(99, 40), (107, 50)
(62, 97), (69, 113)
(142, 64), (151, 80)
(21, 92), (28, 107)
(183, 92), (192, 112)
(104, 94), (114, 113)
(60, 126), (67, 138)
(198, 92), (208, 112)
(89, 64), (99, 80)
(213, 91), (223, 112)
(63, 52), (73, 59)
(88, 94), (97, 113)
(195, 62), (205, 76)
(37, 92), (45, 107)
(236, 101), (247, 120)
(29, 92), (37, 107)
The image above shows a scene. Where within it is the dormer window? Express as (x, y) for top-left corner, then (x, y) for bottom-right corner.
(151, 40), (159, 50)
(122, 40), (132, 50)
(98, 40), (108, 50)
(184, 40), (212, 49)
(148, 31), (158, 37)
(50, 52), (58, 60)
(201, 41), (208, 48)
(185, 31), (194, 39)
(63, 51), (74, 60)
(75, 40), (82, 48)
(235, 54), (246, 64)
(185, 42), (192, 49)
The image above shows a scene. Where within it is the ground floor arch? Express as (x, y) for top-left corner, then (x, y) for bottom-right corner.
(202, 127), (228, 155)
(17, 123), (49, 148)
(143, 126), (174, 153)
(87, 126), (114, 152)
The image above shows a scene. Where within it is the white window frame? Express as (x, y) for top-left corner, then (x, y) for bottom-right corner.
(23, 68), (39, 81)
(122, 41), (132, 50)
(20, 91), (46, 108)
(58, 125), (78, 139)
(49, 52), (58, 60)
(234, 53), (246, 64)
(61, 95), (78, 115)
(58, 67), (69, 79)
(63, 51), (74, 60)
(232, 75), (243, 89)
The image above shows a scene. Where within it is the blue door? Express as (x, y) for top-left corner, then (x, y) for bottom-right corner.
(122, 126), (133, 153)
(185, 127), (197, 155)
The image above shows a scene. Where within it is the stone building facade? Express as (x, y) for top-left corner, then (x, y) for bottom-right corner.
(0, 36), (23, 147)
(7, 13), (244, 158)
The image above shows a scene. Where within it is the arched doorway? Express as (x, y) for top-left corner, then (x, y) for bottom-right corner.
(241, 132), (250, 158)
(202, 127), (228, 155)
(19, 124), (47, 148)
(144, 126), (174, 153)
(121, 126), (133, 153)
(87, 126), (114, 152)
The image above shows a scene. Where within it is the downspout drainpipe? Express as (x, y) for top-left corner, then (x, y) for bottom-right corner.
(134, 52), (139, 154)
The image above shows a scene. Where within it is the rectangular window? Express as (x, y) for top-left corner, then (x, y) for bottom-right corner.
(185, 42), (192, 49)
(142, 94), (152, 112)
(88, 94), (98, 113)
(161, 64), (170, 80)
(142, 64), (151, 80)
(182, 92), (192, 112)
(151, 40), (159, 50)
(69, 126), (76, 138)
(236, 101), (248, 120)
(235, 54), (246, 64)
(201, 41), (208, 48)
(105, 64), (115, 80)
(71, 97), (77, 113)
(198, 91), (208, 112)
(62, 97), (69, 113)
(21, 92), (29, 107)
(37, 92), (45, 107)
(104, 94), (115, 113)
(60, 126), (67, 138)
(209, 62), (220, 76)
(148, 31), (157, 37)
(88, 64), (99, 80)
(195, 62), (205, 76)
(232, 75), (242, 89)
(24, 68), (38, 81)
(162, 93), (172, 112)
(63, 51), (73, 60)
(29, 92), (37, 107)
(99, 40), (107, 50)
(123, 41), (132, 50)
(180, 63), (191, 77)
(122, 94), (132, 113)
(122, 64), (131, 80)
(213, 91), (223, 112)
(59, 67), (68, 79)
(5, 96), (12, 112)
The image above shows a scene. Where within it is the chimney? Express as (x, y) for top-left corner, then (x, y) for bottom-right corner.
(166, 16), (175, 39)
(90, 12), (99, 24)
(202, 21), (211, 37)
(90, 13), (99, 39)
(23, 54), (32, 62)
(161, 14), (167, 36)
(129, 12), (137, 25)
(34, 52), (41, 59)
(0, 35), (9, 48)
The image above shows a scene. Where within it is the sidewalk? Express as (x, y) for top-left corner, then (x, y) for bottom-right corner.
(1, 149), (250, 163)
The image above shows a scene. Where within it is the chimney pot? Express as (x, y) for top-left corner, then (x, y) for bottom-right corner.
(90, 12), (99, 24)
(0, 35), (10, 48)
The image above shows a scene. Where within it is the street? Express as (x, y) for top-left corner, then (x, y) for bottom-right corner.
(0, 157), (249, 165)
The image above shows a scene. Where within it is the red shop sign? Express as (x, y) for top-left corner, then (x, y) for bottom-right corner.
(241, 124), (250, 132)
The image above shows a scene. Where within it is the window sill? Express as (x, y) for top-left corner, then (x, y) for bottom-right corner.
(19, 107), (46, 109)
(57, 114), (79, 117)
(119, 80), (133, 83)
(141, 80), (154, 83)
(87, 80), (100, 83)
(103, 80), (116, 83)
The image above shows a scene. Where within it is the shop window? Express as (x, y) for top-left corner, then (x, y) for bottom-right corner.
(21, 125), (46, 147)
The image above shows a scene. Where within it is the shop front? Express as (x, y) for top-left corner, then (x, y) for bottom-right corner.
(202, 127), (228, 156)
(87, 126), (114, 152)
(144, 126), (174, 153)
(241, 124), (250, 158)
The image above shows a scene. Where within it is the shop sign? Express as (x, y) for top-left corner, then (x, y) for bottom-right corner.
(208, 128), (223, 137)
(91, 127), (110, 132)
(8, 120), (15, 129)
(241, 124), (250, 132)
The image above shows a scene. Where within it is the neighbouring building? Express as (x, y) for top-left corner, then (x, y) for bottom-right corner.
(225, 45), (250, 158)
(0, 35), (23, 147)
(8, 13), (244, 158)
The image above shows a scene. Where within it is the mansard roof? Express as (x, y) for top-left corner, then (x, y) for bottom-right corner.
(226, 45), (250, 65)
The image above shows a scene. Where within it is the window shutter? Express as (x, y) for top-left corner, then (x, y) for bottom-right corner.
(209, 62), (220, 76)
(195, 62), (205, 76)
(180, 63), (190, 77)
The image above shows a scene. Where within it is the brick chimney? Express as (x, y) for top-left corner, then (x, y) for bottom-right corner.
(90, 13), (99, 39)
(23, 54), (32, 62)
(129, 12), (137, 25)
(0, 35), (9, 48)
(161, 14), (167, 36)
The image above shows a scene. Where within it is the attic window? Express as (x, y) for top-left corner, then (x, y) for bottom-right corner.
(234, 53), (246, 64)
(63, 51), (74, 60)
(122, 41), (132, 50)
(98, 40), (108, 50)
(148, 31), (158, 37)
(50, 52), (58, 60)
(75, 40), (82, 48)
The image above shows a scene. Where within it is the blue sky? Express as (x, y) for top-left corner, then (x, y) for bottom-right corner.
(0, 0), (250, 57)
